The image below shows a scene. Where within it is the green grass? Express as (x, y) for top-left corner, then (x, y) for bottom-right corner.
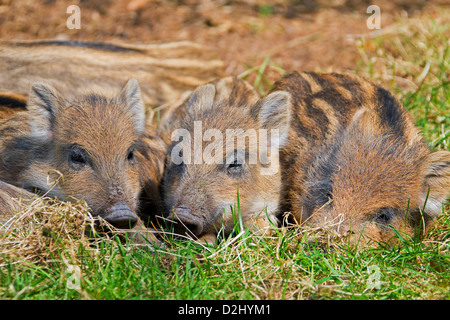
(1, 11), (449, 300)
(1, 208), (449, 300)
(355, 10), (450, 152)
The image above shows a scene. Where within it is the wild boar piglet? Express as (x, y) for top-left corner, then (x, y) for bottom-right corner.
(274, 72), (450, 244)
(0, 79), (166, 230)
(160, 77), (291, 243)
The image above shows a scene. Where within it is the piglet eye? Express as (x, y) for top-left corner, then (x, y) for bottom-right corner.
(127, 148), (135, 161)
(228, 158), (242, 169)
(71, 153), (85, 164)
(126, 145), (138, 166)
(69, 146), (89, 169)
(375, 208), (396, 224)
(226, 151), (245, 176)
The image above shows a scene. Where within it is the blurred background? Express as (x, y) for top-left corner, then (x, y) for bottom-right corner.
(1, 0), (448, 83)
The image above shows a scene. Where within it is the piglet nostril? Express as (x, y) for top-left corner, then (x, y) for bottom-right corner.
(104, 202), (138, 229)
(172, 206), (203, 236)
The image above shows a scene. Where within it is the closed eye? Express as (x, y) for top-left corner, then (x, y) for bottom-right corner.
(374, 207), (398, 225)
(226, 150), (245, 176)
(228, 158), (242, 169)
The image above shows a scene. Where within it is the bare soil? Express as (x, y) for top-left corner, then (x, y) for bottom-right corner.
(1, 0), (448, 81)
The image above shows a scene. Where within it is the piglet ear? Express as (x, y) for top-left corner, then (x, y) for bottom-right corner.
(419, 150), (450, 217)
(348, 107), (383, 138)
(118, 78), (146, 135)
(27, 82), (62, 140)
(185, 83), (216, 117)
(257, 91), (291, 148)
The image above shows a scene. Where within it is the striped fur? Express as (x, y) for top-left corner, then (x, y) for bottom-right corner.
(273, 71), (450, 244)
(0, 40), (224, 109)
(159, 72), (449, 245)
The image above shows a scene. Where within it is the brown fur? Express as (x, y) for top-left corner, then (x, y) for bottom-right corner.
(273, 71), (450, 245)
(0, 180), (35, 220)
(159, 77), (290, 243)
(161, 71), (450, 245)
(0, 40), (224, 109)
(0, 91), (27, 120)
(0, 79), (167, 229)
(0, 39), (224, 230)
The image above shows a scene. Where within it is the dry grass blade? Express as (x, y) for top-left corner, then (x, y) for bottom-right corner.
(0, 197), (110, 267)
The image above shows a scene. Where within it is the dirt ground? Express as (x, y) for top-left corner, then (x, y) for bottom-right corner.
(0, 0), (449, 80)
